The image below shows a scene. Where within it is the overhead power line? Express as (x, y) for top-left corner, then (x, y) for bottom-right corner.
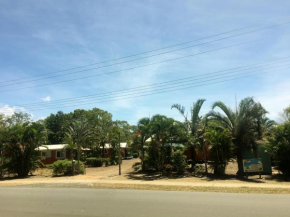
(1, 32), (288, 93)
(9, 56), (290, 109)
(22, 67), (290, 112)
(4, 61), (290, 112)
(1, 20), (290, 88)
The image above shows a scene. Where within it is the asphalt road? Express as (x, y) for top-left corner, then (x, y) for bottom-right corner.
(0, 187), (289, 217)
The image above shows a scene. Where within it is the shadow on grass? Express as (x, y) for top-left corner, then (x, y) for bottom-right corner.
(0, 174), (37, 181)
(125, 170), (271, 183)
(125, 171), (192, 181)
(264, 173), (290, 182)
(203, 173), (266, 183)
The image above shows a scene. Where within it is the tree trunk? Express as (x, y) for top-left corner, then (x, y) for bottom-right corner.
(236, 148), (244, 176)
(0, 153), (3, 180)
(102, 142), (105, 158)
(141, 140), (145, 172)
(191, 145), (196, 171)
(203, 142), (208, 174)
(77, 145), (80, 174)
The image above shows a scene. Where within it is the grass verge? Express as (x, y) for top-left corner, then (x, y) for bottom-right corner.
(92, 183), (290, 194)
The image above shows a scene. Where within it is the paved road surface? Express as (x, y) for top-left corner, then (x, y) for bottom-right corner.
(0, 187), (289, 217)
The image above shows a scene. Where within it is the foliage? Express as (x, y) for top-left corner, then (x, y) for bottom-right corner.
(269, 122), (290, 176)
(102, 158), (110, 166)
(86, 157), (103, 167)
(194, 165), (205, 177)
(86, 157), (110, 167)
(133, 153), (138, 158)
(52, 159), (85, 176)
(132, 162), (142, 172)
(172, 150), (187, 174)
(206, 128), (234, 175)
(66, 120), (91, 173)
(45, 111), (70, 144)
(206, 97), (270, 175)
(2, 120), (45, 177)
(172, 99), (206, 169)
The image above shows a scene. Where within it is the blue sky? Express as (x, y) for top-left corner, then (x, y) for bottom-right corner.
(0, 0), (290, 124)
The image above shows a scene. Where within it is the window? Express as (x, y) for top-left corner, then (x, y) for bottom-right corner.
(41, 151), (51, 158)
(56, 150), (66, 159)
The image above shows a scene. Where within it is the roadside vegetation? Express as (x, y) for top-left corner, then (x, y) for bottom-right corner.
(0, 97), (290, 181)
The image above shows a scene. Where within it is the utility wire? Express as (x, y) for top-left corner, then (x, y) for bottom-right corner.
(1, 32), (288, 93)
(25, 67), (290, 112)
(7, 63), (290, 112)
(1, 20), (290, 88)
(9, 57), (290, 109)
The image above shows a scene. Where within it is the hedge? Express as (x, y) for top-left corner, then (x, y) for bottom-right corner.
(52, 159), (85, 176)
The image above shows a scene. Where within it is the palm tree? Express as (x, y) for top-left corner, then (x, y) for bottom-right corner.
(66, 121), (91, 173)
(63, 137), (77, 160)
(136, 117), (151, 171)
(150, 115), (175, 171)
(94, 111), (113, 157)
(172, 99), (206, 169)
(206, 97), (264, 175)
(205, 127), (233, 175)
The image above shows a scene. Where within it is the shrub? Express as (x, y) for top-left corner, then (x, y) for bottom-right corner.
(269, 123), (290, 176)
(133, 153), (139, 158)
(194, 164), (205, 177)
(86, 157), (103, 167)
(164, 164), (173, 174)
(52, 159), (84, 176)
(132, 162), (142, 172)
(110, 155), (121, 165)
(102, 158), (110, 167)
(172, 150), (187, 174)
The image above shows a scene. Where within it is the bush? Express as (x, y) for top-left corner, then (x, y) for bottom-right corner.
(194, 164), (205, 177)
(86, 157), (103, 167)
(52, 160), (85, 176)
(102, 158), (110, 167)
(133, 153), (139, 158)
(132, 162), (142, 172)
(269, 123), (290, 176)
(86, 157), (111, 167)
(172, 150), (187, 174)
(110, 155), (121, 165)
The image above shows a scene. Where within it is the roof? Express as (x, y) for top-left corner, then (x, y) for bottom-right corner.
(38, 144), (66, 151)
(37, 144), (91, 151)
(104, 143), (128, 149)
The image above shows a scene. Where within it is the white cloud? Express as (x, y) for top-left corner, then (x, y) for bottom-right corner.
(0, 105), (26, 117)
(41, 96), (51, 102)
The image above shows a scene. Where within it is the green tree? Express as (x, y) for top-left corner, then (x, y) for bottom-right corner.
(66, 121), (91, 173)
(205, 127), (233, 175)
(3, 122), (45, 177)
(172, 99), (206, 169)
(206, 97), (265, 175)
(45, 111), (71, 144)
(94, 111), (113, 157)
(135, 117), (151, 171)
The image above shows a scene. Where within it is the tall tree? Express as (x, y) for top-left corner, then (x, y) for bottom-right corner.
(94, 111), (113, 157)
(172, 99), (206, 169)
(66, 121), (91, 173)
(45, 111), (71, 144)
(206, 97), (264, 175)
(136, 117), (151, 171)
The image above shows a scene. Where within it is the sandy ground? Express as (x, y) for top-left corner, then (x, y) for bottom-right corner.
(1, 159), (290, 194)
